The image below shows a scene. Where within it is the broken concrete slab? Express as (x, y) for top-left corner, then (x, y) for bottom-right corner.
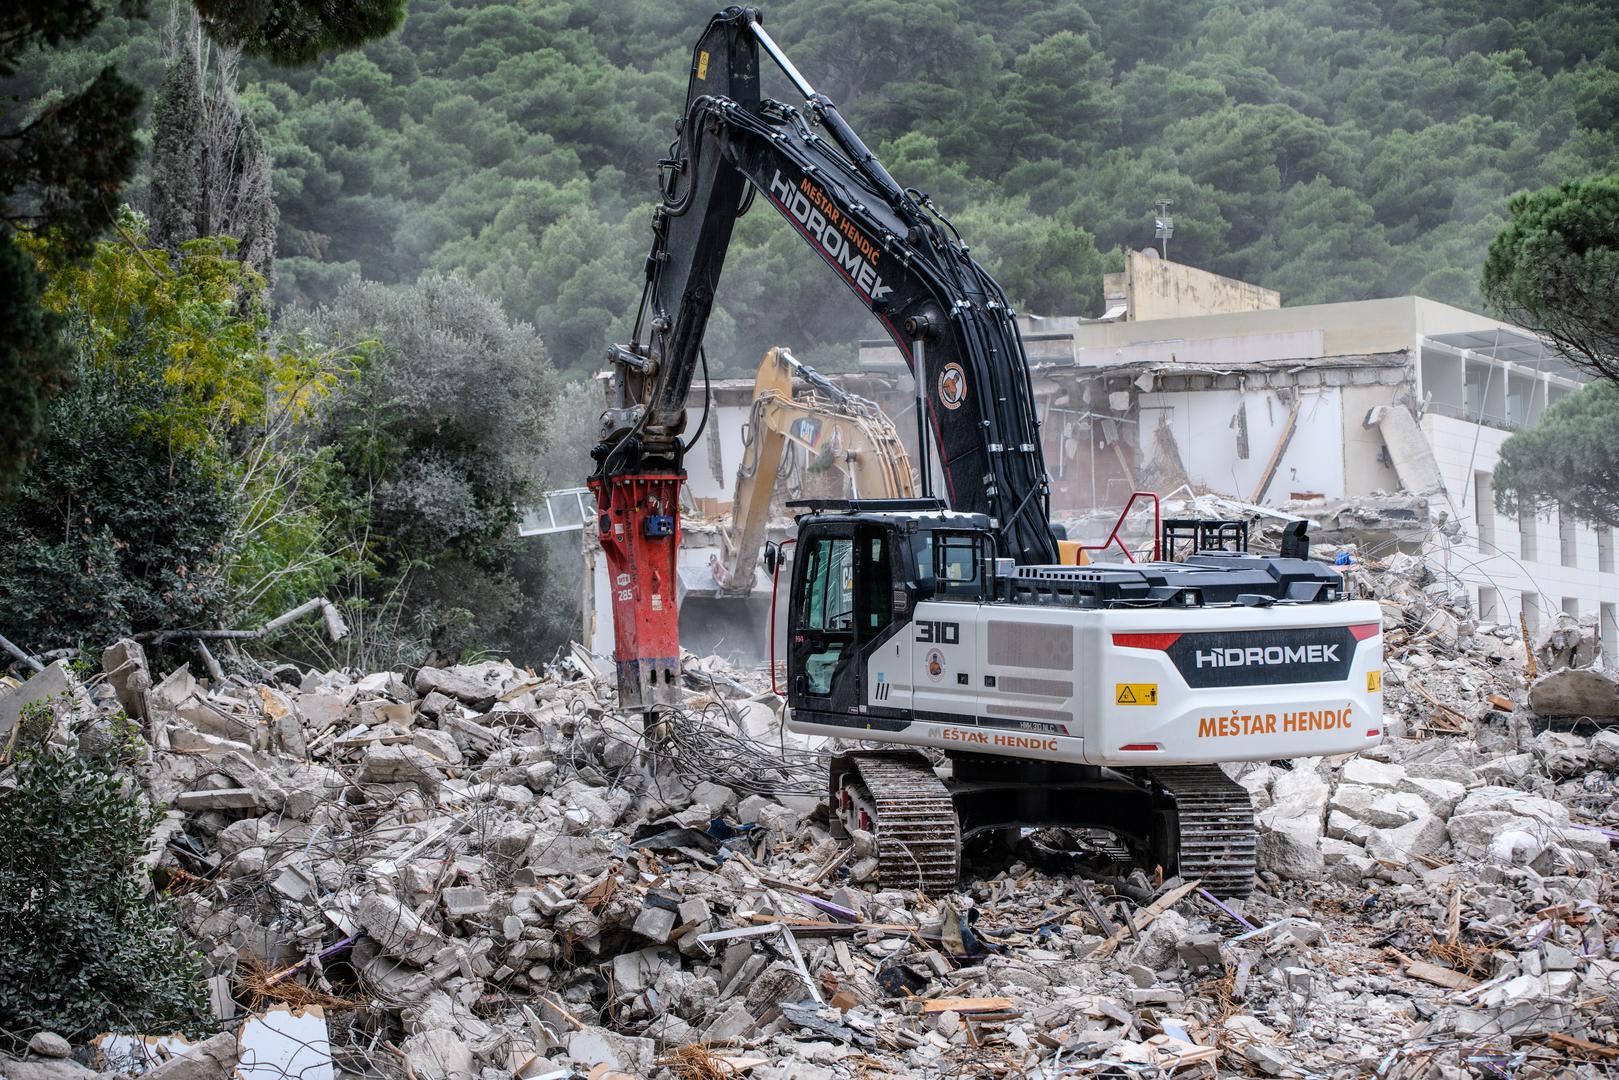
(0, 659), (75, 736)
(441, 886), (490, 917)
(413, 667), (498, 711)
(174, 787), (259, 811)
(1340, 757), (1406, 789)
(355, 744), (444, 791)
(101, 639), (151, 722)
(141, 1032), (238, 1080)
(357, 894), (447, 966)
(1395, 774), (1465, 815)
(1528, 668), (1619, 718)
(566, 1029), (653, 1075)
(399, 1029), (472, 1080)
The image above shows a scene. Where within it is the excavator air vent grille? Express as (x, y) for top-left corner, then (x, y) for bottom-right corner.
(987, 621), (1073, 670)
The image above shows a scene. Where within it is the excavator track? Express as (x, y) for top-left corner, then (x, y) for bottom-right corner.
(832, 751), (960, 894)
(1148, 765), (1257, 899)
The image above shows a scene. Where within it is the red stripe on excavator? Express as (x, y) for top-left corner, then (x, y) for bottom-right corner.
(1349, 622), (1381, 641)
(1118, 743), (1161, 752)
(1111, 632), (1181, 650)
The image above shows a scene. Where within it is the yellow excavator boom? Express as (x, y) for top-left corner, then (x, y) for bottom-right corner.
(717, 347), (914, 597)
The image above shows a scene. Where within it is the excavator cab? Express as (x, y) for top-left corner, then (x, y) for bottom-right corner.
(782, 499), (996, 721)
(788, 519), (893, 709)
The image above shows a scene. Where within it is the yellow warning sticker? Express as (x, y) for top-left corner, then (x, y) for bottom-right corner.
(1367, 669), (1382, 692)
(697, 50), (709, 80)
(1115, 683), (1158, 706)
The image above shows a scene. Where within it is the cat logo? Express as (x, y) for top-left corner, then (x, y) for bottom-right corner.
(938, 363), (967, 410)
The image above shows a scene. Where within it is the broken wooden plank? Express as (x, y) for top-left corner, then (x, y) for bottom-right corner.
(1089, 879), (1202, 959)
(1248, 394), (1302, 503)
(1403, 959), (1478, 991)
(1544, 1032), (1619, 1060)
(921, 996), (1017, 1015)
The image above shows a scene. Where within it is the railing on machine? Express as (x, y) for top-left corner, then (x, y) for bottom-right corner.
(1073, 490), (1161, 564)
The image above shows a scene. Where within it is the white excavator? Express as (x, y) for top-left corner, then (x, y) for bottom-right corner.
(588, 7), (1383, 897)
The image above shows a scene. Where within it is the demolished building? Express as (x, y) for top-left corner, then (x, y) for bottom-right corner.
(560, 252), (1614, 672)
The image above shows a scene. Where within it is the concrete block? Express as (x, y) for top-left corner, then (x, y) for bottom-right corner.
(413, 667), (497, 711)
(400, 1030), (473, 1080)
(296, 693), (349, 729)
(1362, 792), (1430, 829)
(677, 897), (712, 927)
(355, 744), (443, 791)
(632, 905), (677, 943)
(441, 887), (489, 916)
(1340, 757), (1406, 789)
(358, 894), (447, 966)
(1528, 668), (1619, 718)
(1328, 783), (1379, 821)
(1326, 810), (1373, 844)
(700, 1000), (755, 1044)
(1396, 775), (1465, 816)
(1177, 935), (1223, 969)
(567, 1029), (653, 1075)
(612, 946), (667, 993)
(101, 639), (150, 721)
(687, 780), (737, 812)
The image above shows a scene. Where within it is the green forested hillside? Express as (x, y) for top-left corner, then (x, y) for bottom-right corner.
(21, 2), (1619, 374)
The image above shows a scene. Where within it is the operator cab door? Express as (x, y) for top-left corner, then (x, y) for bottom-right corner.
(790, 525), (859, 715)
(789, 523), (900, 719)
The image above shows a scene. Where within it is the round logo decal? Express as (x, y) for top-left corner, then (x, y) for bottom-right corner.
(925, 648), (946, 683)
(938, 363), (967, 410)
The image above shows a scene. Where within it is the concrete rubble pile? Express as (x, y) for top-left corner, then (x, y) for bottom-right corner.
(2, 564), (1617, 1080)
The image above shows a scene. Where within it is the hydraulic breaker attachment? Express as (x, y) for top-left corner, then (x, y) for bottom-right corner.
(587, 471), (684, 712)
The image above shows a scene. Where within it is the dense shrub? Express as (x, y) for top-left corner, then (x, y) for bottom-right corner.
(0, 365), (233, 650)
(0, 717), (208, 1042)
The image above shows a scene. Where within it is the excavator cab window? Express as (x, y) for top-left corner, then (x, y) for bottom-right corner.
(857, 526), (893, 635)
(802, 535), (855, 632)
(930, 531), (989, 600)
(797, 531), (855, 695)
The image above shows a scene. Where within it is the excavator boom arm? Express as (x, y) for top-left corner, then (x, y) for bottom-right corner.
(589, 6), (1056, 709)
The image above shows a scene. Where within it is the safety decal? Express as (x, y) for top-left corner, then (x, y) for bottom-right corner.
(1115, 683), (1158, 706)
(1367, 670), (1382, 692)
(925, 648), (946, 683)
(697, 51), (709, 80)
(938, 363), (967, 410)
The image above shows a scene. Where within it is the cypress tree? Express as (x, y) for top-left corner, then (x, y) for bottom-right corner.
(230, 114), (278, 285)
(147, 44), (204, 252)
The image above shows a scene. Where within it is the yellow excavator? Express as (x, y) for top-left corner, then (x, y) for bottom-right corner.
(713, 347), (914, 597)
(673, 348), (914, 656)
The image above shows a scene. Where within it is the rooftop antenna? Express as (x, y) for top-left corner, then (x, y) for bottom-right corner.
(1154, 196), (1174, 260)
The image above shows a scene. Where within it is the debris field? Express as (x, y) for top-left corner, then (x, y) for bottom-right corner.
(1, 554), (1617, 1080)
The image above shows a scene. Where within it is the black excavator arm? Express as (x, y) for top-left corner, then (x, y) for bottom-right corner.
(589, 7), (1058, 710)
